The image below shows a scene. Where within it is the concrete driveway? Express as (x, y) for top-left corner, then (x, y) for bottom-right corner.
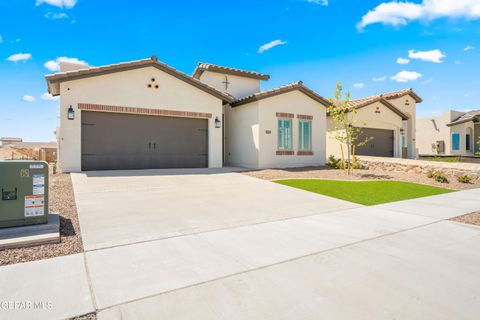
(71, 168), (360, 250)
(1, 169), (480, 319)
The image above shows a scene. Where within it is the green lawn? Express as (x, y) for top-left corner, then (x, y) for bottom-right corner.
(275, 179), (454, 206)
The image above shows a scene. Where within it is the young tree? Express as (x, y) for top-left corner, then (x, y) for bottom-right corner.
(327, 82), (371, 175)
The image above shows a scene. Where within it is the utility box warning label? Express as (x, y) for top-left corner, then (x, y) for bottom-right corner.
(24, 195), (45, 217)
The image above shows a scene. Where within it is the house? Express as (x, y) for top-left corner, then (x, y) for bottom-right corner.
(0, 137), (22, 147)
(326, 89), (422, 159)
(45, 56), (329, 172)
(416, 110), (480, 156)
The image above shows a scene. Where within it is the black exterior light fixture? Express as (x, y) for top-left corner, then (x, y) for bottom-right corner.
(215, 116), (221, 128)
(67, 105), (75, 120)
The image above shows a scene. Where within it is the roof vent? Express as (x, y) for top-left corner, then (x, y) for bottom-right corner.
(151, 56), (158, 62)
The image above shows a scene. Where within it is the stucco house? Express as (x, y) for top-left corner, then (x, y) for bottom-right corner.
(46, 56), (330, 172)
(326, 89), (422, 159)
(416, 110), (480, 156)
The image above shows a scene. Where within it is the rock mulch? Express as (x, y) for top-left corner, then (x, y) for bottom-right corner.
(0, 173), (84, 265)
(70, 312), (97, 320)
(450, 212), (480, 226)
(243, 166), (480, 191)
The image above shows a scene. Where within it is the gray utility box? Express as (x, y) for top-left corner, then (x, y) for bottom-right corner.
(0, 161), (49, 228)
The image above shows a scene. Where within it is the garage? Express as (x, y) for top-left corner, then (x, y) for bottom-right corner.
(81, 111), (208, 170)
(355, 127), (394, 157)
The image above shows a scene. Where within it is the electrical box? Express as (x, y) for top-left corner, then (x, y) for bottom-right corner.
(436, 141), (445, 154)
(0, 161), (49, 228)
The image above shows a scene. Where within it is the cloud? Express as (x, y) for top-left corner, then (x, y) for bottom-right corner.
(305, 0), (328, 6)
(353, 82), (365, 89)
(372, 76), (386, 82)
(258, 40), (287, 54)
(396, 57), (410, 64)
(6, 53), (32, 62)
(408, 49), (446, 63)
(35, 0), (77, 9)
(40, 92), (59, 101)
(22, 94), (35, 102)
(45, 12), (69, 19)
(464, 45), (475, 51)
(0, 35), (3, 43)
(391, 70), (422, 83)
(44, 56), (88, 71)
(357, 0), (480, 30)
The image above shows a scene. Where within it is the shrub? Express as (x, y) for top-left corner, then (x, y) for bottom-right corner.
(351, 156), (363, 169)
(457, 175), (472, 184)
(327, 155), (341, 169)
(426, 170), (449, 183)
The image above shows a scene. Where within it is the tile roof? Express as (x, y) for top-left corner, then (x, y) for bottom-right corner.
(345, 95), (409, 120)
(348, 88), (423, 107)
(447, 110), (480, 126)
(45, 56), (234, 103)
(231, 81), (330, 107)
(193, 62), (270, 80)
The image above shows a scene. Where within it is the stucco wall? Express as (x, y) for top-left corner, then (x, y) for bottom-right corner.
(58, 66), (223, 172)
(388, 95), (417, 158)
(198, 71), (260, 99)
(257, 91), (327, 168)
(326, 101), (403, 159)
(224, 102), (260, 168)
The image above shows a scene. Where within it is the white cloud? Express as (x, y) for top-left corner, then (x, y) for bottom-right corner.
(391, 70), (422, 83)
(6, 53), (32, 62)
(353, 82), (365, 89)
(45, 12), (69, 19)
(44, 56), (88, 71)
(40, 92), (59, 101)
(35, 0), (77, 9)
(372, 76), (386, 82)
(464, 45), (475, 51)
(358, 0), (480, 30)
(258, 40), (287, 54)
(305, 0), (328, 6)
(408, 49), (446, 63)
(22, 94), (35, 102)
(396, 57), (410, 64)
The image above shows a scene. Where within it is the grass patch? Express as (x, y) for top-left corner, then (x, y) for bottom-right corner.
(275, 179), (454, 206)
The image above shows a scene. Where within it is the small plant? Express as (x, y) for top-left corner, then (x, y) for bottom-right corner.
(351, 156), (363, 169)
(457, 175), (472, 184)
(426, 170), (449, 183)
(326, 155), (341, 169)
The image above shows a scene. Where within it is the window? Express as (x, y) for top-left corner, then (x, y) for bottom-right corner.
(299, 120), (312, 151)
(278, 119), (292, 150)
(466, 134), (471, 151)
(452, 133), (460, 151)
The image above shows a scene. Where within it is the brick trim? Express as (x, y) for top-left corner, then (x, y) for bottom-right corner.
(297, 151), (314, 156)
(297, 114), (313, 120)
(78, 103), (212, 119)
(276, 150), (294, 155)
(276, 112), (294, 118)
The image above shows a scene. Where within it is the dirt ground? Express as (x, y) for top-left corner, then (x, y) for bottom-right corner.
(0, 173), (84, 265)
(450, 212), (480, 226)
(242, 166), (480, 191)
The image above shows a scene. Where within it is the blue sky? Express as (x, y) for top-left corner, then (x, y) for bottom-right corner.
(1, 0), (479, 141)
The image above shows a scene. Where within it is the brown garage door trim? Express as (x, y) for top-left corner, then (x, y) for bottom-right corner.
(78, 103), (212, 119)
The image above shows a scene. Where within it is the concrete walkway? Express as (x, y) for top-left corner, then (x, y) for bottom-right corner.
(1, 171), (480, 319)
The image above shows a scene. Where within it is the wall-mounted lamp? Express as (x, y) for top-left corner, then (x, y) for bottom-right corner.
(67, 105), (75, 120)
(215, 116), (221, 128)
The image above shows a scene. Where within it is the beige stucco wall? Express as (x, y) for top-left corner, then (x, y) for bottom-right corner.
(416, 110), (474, 156)
(387, 95), (417, 158)
(198, 71), (260, 99)
(258, 91), (326, 168)
(326, 101), (403, 158)
(224, 102), (260, 168)
(57, 66), (224, 172)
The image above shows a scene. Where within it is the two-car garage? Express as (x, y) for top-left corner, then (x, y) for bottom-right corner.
(81, 111), (209, 171)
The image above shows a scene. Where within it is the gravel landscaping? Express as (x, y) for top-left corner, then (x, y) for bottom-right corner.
(71, 312), (97, 320)
(243, 166), (480, 191)
(450, 212), (480, 226)
(0, 173), (84, 266)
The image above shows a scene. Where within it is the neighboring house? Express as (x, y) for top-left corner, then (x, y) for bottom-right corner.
(326, 89), (422, 159)
(416, 110), (480, 156)
(0, 137), (22, 146)
(45, 56), (329, 172)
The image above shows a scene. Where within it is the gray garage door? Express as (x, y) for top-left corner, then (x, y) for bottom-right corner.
(355, 128), (394, 157)
(81, 111), (208, 170)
